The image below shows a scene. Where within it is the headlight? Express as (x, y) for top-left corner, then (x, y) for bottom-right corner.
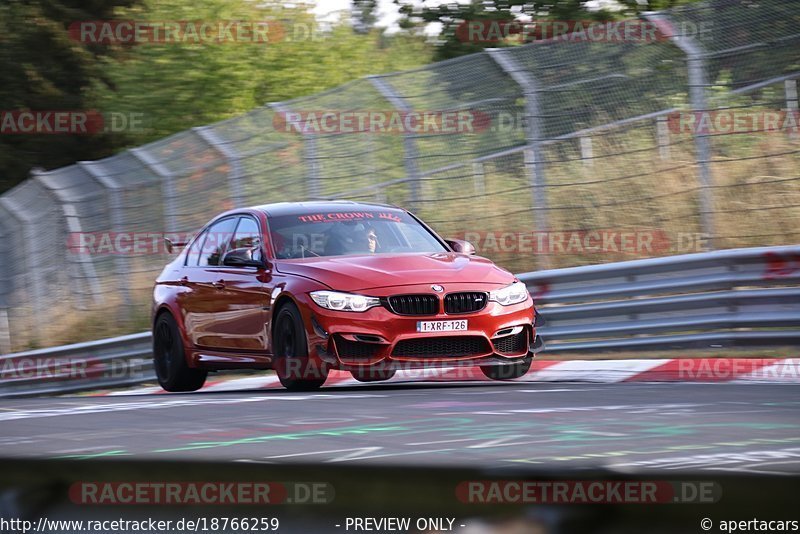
(310, 290), (381, 312)
(488, 281), (529, 306)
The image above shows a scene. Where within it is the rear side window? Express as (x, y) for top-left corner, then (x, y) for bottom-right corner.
(185, 229), (208, 266)
(198, 218), (238, 267)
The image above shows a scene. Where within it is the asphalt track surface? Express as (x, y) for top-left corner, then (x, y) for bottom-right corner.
(2, 382), (800, 473)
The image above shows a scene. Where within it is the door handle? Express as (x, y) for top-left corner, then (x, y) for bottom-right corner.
(213, 280), (226, 290)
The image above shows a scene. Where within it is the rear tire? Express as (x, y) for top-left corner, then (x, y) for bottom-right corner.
(480, 357), (532, 381)
(153, 313), (207, 392)
(273, 303), (328, 391)
(351, 368), (396, 383)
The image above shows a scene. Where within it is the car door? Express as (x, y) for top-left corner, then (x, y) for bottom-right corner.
(210, 215), (272, 352)
(181, 216), (238, 350)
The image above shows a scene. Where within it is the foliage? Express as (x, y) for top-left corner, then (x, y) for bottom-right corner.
(0, 0), (433, 192)
(393, 0), (707, 60)
(0, 0), (139, 192)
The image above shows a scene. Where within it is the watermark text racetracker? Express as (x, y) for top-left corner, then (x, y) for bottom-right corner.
(455, 18), (712, 44)
(456, 230), (712, 255)
(667, 110), (800, 135)
(70, 481), (332, 505)
(677, 359), (800, 381)
(457, 480), (721, 504)
(0, 111), (147, 135)
(70, 20), (331, 45)
(65, 230), (713, 256)
(0, 356), (146, 382)
(273, 110), (490, 135)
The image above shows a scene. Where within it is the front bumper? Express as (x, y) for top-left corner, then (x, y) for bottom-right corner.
(301, 283), (540, 370)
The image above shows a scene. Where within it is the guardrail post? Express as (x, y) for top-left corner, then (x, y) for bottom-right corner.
(79, 162), (131, 312)
(193, 126), (246, 208)
(368, 76), (422, 212)
(645, 12), (715, 249)
(487, 49), (550, 266)
(130, 148), (179, 235)
(271, 103), (321, 200)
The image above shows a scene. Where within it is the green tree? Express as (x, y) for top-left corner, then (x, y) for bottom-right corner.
(352, 0), (378, 34)
(90, 0), (432, 144)
(394, 0), (706, 60)
(0, 0), (432, 192)
(0, 0), (140, 192)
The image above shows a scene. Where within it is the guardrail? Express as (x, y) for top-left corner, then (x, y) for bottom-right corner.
(520, 245), (800, 352)
(0, 332), (153, 398)
(1, 245), (798, 397)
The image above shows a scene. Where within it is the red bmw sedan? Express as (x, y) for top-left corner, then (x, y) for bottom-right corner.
(152, 201), (543, 391)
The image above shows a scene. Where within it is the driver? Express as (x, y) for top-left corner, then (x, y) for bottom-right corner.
(324, 222), (380, 255)
(352, 225), (379, 254)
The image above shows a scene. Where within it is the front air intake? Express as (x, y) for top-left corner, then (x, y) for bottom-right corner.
(392, 336), (491, 358)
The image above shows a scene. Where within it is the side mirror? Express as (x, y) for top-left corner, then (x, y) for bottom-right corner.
(222, 247), (267, 269)
(445, 239), (476, 255)
(164, 237), (188, 254)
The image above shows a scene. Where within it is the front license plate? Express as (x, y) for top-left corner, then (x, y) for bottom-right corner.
(417, 320), (468, 333)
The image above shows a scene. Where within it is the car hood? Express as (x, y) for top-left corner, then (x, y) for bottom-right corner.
(275, 253), (514, 291)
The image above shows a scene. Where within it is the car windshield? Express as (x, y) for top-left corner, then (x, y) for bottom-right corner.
(269, 209), (448, 259)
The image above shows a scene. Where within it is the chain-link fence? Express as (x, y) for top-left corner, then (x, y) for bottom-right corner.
(1, 0), (798, 351)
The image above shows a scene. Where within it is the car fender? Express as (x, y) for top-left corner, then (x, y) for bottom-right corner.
(267, 274), (329, 356)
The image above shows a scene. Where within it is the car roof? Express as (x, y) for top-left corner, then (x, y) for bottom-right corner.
(251, 200), (404, 218)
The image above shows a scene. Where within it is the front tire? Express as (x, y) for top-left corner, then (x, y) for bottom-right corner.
(153, 313), (207, 392)
(273, 303), (328, 391)
(479, 357), (532, 381)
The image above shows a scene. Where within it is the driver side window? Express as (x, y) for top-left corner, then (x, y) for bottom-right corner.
(198, 217), (237, 267)
(231, 217), (261, 250)
(225, 216), (263, 265)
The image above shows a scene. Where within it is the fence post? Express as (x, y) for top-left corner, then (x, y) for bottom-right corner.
(367, 76), (422, 212)
(79, 162), (131, 311)
(32, 169), (106, 309)
(130, 148), (179, 235)
(0, 195), (46, 340)
(0, 218), (9, 352)
(786, 80), (799, 111)
(487, 48), (550, 267)
(193, 126), (246, 208)
(0, 206), (20, 351)
(367, 134), (382, 202)
(0, 308), (9, 354)
(472, 161), (486, 196)
(270, 103), (321, 199)
(579, 136), (593, 167)
(645, 12), (715, 249)
(657, 116), (671, 160)
(787, 80), (799, 139)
